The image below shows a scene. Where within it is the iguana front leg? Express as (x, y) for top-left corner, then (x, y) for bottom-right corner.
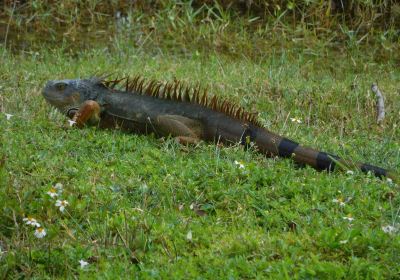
(71, 100), (101, 128)
(156, 114), (203, 145)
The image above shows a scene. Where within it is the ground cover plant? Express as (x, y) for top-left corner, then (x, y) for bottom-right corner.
(1, 1), (400, 279)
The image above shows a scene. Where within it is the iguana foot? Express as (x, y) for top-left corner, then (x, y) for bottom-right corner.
(72, 100), (101, 128)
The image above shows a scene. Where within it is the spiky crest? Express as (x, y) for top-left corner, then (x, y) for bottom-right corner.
(101, 75), (262, 127)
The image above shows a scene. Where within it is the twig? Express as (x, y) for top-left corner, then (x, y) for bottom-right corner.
(371, 83), (385, 124)
(3, 0), (17, 55)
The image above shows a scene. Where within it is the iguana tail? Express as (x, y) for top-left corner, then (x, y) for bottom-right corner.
(253, 128), (398, 183)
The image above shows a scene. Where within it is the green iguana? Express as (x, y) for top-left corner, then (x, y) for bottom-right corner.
(42, 76), (398, 183)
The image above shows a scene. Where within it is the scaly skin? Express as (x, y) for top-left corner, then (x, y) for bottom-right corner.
(42, 76), (399, 184)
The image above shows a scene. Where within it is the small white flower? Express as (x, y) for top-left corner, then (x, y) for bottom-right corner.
(342, 214), (354, 222)
(290, 117), (302, 124)
(339, 240), (348, 244)
(47, 187), (58, 198)
(79, 259), (89, 268)
(55, 200), (69, 212)
(68, 120), (76, 127)
(234, 160), (245, 169)
(332, 198), (346, 207)
(34, 227), (47, 238)
(5, 113), (13, 120)
(264, 266), (273, 273)
(54, 183), (63, 192)
(133, 207), (144, 213)
(23, 217), (41, 228)
(381, 225), (397, 234)
(140, 183), (148, 192)
(186, 230), (192, 241)
(387, 178), (393, 184)
(346, 170), (354, 175)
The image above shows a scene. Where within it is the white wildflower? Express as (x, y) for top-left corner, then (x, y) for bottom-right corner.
(133, 207), (144, 212)
(264, 266), (273, 273)
(346, 170), (354, 175)
(186, 230), (193, 241)
(381, 225), (397, 234)
(332, 198), (346, 207)
(54, 183), (63, 192)
(234, 160), (245, 169)
(47, 187), (58, 198)
(339, 240), (348, 244)
(290, 117), (302, 124)
(68, 120), (76, 127)
(5, 113), (13, 120)
(79, 259), (89, 269)
(55, 200), (69, 212)
(342, 214), (354, 222)
(23, 217), (41, 228)
(140, 183), (148, 192)
(34, 227), (47, 238)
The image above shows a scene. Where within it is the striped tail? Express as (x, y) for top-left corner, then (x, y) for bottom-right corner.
(253, 128), (398, 183)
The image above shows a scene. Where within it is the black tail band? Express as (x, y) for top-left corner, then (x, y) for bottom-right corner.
(278, 138), (299, 158)
(316, 152), (340, 172)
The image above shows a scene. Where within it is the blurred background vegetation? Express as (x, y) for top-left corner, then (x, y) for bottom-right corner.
(1, 0), (399, 60)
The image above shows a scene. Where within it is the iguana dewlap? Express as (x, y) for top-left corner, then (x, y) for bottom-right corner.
(42, 76), (399, 183)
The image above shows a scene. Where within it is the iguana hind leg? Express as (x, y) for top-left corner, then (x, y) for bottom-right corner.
(72, 100), (101, 128)
(156, 115), (203, 145)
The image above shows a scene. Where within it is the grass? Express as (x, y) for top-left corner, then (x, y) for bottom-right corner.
(0, 2), (400, 276)
(0, 44), (399, 278)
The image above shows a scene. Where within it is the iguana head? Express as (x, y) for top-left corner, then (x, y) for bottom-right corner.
(42, 78), (105, 117)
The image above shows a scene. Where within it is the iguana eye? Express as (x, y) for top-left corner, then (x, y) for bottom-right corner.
(55, 82), (67, 91)
(67, 108), (78, 118)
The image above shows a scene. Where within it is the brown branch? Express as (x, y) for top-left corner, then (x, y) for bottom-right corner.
(371, 83), (385, 124)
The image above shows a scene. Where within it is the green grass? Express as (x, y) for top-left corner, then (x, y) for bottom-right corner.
(0, 45), (399, 279)
(1, 1), (399, 62)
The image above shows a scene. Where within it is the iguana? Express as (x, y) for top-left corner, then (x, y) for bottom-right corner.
(42, 76), (398, 183)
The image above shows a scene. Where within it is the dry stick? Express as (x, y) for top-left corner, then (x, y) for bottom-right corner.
(3, 0), (17, 55)
(371, 83), (385, 124)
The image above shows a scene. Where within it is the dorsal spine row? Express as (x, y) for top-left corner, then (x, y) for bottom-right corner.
(102, 75), (261, 127)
